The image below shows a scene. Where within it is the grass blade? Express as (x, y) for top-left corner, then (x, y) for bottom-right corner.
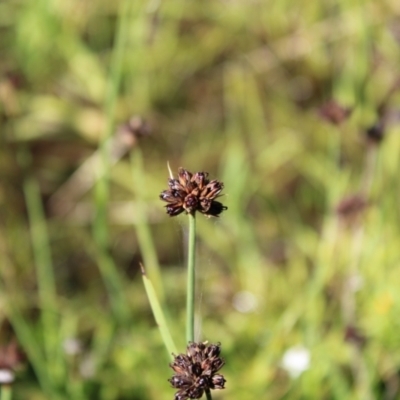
(140, 264), (177, 358)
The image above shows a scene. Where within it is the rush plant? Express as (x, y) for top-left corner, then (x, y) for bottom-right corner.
(143, 167), (227, 400)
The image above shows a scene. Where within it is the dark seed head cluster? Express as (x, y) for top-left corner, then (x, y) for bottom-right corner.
(160, 168), (227, 217)
(168, 342), (226, 400)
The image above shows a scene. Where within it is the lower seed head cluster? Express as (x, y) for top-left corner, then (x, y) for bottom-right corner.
(168, 342), (226, 400)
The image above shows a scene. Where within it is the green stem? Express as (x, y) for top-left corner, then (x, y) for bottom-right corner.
(186, 213), (196, 343)
(24, 175), (58, 356)
(205, 389), (213, 400)
(1, 385), (12, 400)
(20, 148), (61, 388)
(130, 150), (164, 301)
(92, 0), (131, 323)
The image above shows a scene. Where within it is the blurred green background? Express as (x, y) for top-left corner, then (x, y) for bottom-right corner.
(1, 0), (400, 399)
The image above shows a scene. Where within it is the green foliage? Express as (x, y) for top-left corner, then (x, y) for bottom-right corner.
(1, 0), (400, 399)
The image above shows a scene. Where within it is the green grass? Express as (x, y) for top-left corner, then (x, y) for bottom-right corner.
(1, 0), (400, 399)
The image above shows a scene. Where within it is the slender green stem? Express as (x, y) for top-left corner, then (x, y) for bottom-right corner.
(186, 213), (196, 343)
(205, 388), (213, 400)
(24, 175), (58, 356)
(6, 299), (55, 396)
(92, 0), (131, 323)
(1, 385), (12, 400)
(130, 150), (164, 301)
(20, 148), (62, 388)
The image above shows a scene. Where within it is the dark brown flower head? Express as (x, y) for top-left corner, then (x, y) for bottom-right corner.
(335, 194), (368, 228)
(168, 341), (226, 400)
(0, 341), (24, 371)
(0, 340), (25, 384)
(160, 168), (227, 217)
(335, 194), (367, 218)
(344, 325), (367, 349)
(365, 121), (385, 145)
(318, 100), (352, 125)
(115, 116), (151, 149)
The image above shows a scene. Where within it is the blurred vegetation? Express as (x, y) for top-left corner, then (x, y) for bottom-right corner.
(1, 0), (400, 399)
